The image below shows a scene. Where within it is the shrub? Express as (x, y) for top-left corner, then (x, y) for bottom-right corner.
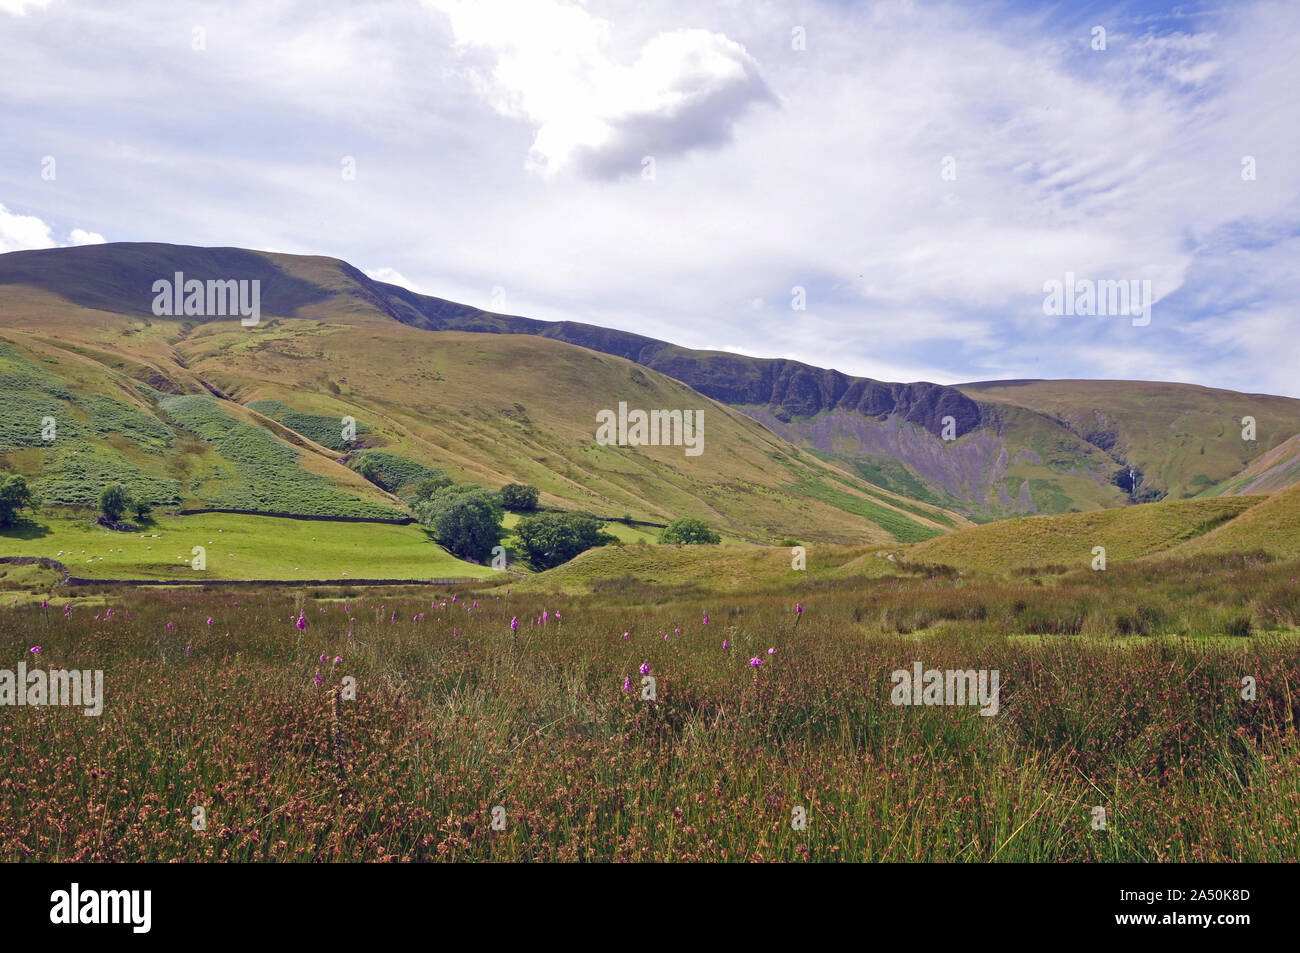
(514, 512), (616, 570)
(416, 485), (504, 563)
(99, 483), (133, 522)
(500, 483), (539, 511)
(660, 517), (721, 545)
(350, 451), (448, 496)
(0, 475), (33, 527)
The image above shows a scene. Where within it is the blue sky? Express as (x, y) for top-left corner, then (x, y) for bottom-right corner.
(2, 0), (1297, 395)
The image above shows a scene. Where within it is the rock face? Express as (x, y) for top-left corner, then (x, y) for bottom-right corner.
(635, 356), (983, 438)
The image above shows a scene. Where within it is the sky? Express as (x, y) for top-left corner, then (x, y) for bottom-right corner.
(1, 0), (1298, 395)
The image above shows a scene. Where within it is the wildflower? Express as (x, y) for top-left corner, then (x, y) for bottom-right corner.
(319, 653), (327, 663)
(206, 617), (213, 626)
(664, 633), (670, 641)
(295, 613), (306, 631)
(703, 612), (710, 625)
(639, 662), (651, 676)
(673, 627), (680, 634)
(510, 617), (519, 631)
(768, 647), (775, 655)
(333, 656), (342, 664)
(722, 640), (729, 651)
(555, 611), (561, 620)
(795, 603), (803, 614)
(313, 671), (323, 686)
(749, 657), (763, 668)
(41, 600), (48, 609)
(30, 646), (41, 655)
(453, 627), (459, 638)
(623, 677), (631, 692)
(623, 631), (630, 639)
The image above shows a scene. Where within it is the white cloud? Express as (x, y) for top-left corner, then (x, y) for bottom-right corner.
(0, 204), (105, 252)
(0, 0), (53, 15)
(0, 203), (55, 252)
(364, 267), (423, 293)
(67, 228), (105, 245)
(426, 0), (772, 177)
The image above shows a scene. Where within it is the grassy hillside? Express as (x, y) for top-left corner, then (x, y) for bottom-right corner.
(0, 260), (967, 544)
(1165, 482), (1300, 561)
(6, 242), (1300, 533)
(897, 495), (1265, 574)
(185, 319), (965, 543)
(513, 541), (889, 596)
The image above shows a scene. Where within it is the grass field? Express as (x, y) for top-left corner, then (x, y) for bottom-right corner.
(0, 513), (499, 582)
(2, 548), (1298, 862)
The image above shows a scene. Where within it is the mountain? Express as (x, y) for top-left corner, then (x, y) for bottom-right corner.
(0, 244), (964, 545)
(3, 241), (1299, 529)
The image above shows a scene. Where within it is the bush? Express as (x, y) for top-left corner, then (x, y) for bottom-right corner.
(515, 512), (616, 570)
(0, 475), (33, 527)
(99, 483), (133, 522)
(660, 517), (721, 545)
(349, 451), (449, 496)
(416, 485), (504, 563)
(354, 456), (381, 484)
(500, 483), (539, 511)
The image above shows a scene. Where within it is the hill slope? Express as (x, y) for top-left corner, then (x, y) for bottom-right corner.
(1164, 482), (1300, 560)
(959, 379), (1300, 504)
(897, 495), (1265, 574)
(0, 247), (966, 545)
(4, 241), (1299, 525)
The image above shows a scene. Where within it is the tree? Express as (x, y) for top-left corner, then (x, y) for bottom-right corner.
(134, 499), (153, 521)
(409, 472), (454, 504)
(99, 483), (133, 522)
(416, 485), (504, 563)
(660, 517), (721, 544)
(500, 483), (539, 511)
(353, 456), (381, 486)
(514, 512), (615, 570)
(0, 475), (33, 528)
